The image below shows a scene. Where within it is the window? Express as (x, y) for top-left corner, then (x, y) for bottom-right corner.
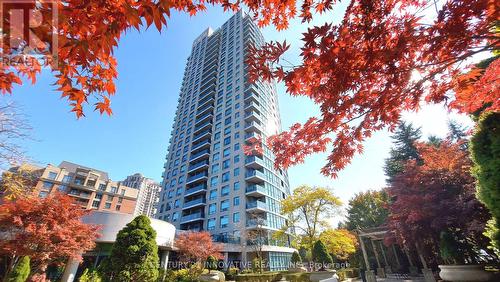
(223, 159), (230, 169)
(214, 142), (221, 151)
(220, 215), (229, 228)
(222, 172), (230, 183)
(234, 143), (240, 151)
(233, 196), (240, 206)
(221, 200), (229, 212)
(210, 176), (219, 187)
(172, 212), (179, 222)
(209, 203), (217, 215)
(116, 205), (121, 211)
(47, 172), (57, 180)
(111, 186), (118, 193)
(209, 189), (217, 200)
(62, 175), (71, 183)
(95, 193), (103, 200)
(42, 181), (53, 190)
(221, 185), (230, 196)
(212, 164), (220, 173)
(224, 137), (231, 146)
(223, 148), (231, 157)
(208, 218), (216, 230)
(105, 202), (112, 209)
(107, 195), (114, 201)
(58, 184), (67, 192)
(234, 155), (240, 163)
(177, 188), (182, 196)
(233, 168), (240, 176)
(92, 200), (100, 208)
(234, 182), (240, 191)
(98, 183), (106, 191)
(38, 191), (48, 198)
(175, 199), (180, 208)
(213, 152), (220, 161)
(233, 212), (240, 223)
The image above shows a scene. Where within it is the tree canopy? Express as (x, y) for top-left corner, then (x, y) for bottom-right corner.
(387, 141), (494, 265)
(343, 189), (390, 231)
(0, 193), (99, 279)
(319, 229), (358, 261)
(279, 185), (342, 251)
(104, 215), (159, 282)
(0, 0), (496, 177)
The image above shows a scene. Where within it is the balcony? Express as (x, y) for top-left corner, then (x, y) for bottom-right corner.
(245, 156), (265, 169)
(189, 149), (210, 162)
(192, 129), (212, 143)
(195, 112), (213, 124)
(245, 169), (266, 183)
(181, 212), (205, 223)
(244, 132), (261, 143)
(188, 160), (209, 173)
(246, 184), (267, 197)
(244, 110), (261, 122)
(244, 121), (262, 133)
(185, 184), (207, 197)
(195, 104), (214, 118)
(244, 91), (259, 103)
(183, 197), (207, 209)
(246, 200), (267, 212)
(244, 101), (260, 112)
(193, 121), (212, 134)
(186, 171), (208, 185)
(246, 218), (268, 229)
(191, 139), (211, 152)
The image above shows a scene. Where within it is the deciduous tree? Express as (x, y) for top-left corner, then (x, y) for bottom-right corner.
(0, 193), (99, 279)
(175, 231), (223, 277)
(103, 215), (159, 282)
(319, 229), (358, 262)
(279, 185), (342, 251)
(1, 0), (497, 177)
(387, 141), (494, 265)
(343, 189), (390, 231)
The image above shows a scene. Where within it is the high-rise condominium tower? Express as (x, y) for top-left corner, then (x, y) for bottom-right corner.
(121, 173), (161, 218)
(156, 11), (294, 270)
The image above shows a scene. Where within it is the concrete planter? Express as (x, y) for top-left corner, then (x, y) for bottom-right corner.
(200, 271), (224, 282)
(310, 271), (335, 282)
(438, 265), (494, 282)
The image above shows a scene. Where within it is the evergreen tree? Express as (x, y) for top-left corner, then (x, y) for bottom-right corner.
(8, 256), (30, 282)
(205, 256), (218, 273)
(312, 240), (333, 270)
(427, 135), (443, 147)
(448, 120), (468, 142)
(103, 215), (159, 282)
(291, 252), (302, 264)
(384, 121), (422, 182)
(470, 112), (500, 254)
(344, 189), (390, 231)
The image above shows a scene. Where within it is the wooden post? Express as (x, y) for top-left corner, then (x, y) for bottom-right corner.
(371, 239), (382, 268)
(358, 234), (371, 271)
(379, 241), (389, 267)
(415, 242), (428, 269)
(392, 245), (401, 268)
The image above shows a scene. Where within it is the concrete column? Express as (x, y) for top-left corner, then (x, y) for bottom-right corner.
(60, 258), (80, 282)
(160, 250), (170, 270)
(224, 252), (229, 270)
(358, 235), (370, 271)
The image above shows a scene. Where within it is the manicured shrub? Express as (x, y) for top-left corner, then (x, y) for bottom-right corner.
(206, 256), (218, 273)
(291, 252), (302, 264)
(225, 267), (239, 280)
(8, 256), (30, 282)
(312, 240), (333, 269)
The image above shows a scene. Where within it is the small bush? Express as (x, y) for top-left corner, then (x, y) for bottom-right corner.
(8, 256), (30, 282)
(291, 252), (302, 264)
(225, 267), (239, 280)
(206, 256), (218, 273)
(79, 268), (102, 282)
(312, 240), (333, 269)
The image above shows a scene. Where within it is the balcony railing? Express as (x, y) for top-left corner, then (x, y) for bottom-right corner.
(181, 213), (204, 223)
(246, 184), (266, 195)
(190, 149), (210, 161)
(186, 171), (208, 183)
(188, 160), (209, 172)
(185, 184), (207, 196)
(246, 200), (267, 210)
(183, 197), (206, 209)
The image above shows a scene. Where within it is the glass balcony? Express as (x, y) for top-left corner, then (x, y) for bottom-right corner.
(192, 129), (212, 143)
(244, 110), (261, 122)
(246, 184), (267, 197)
(245, 169), (266, 183)
(244, 121), (262, 133)
(189, 149), (210, 162)
(191, 139), (211, 152)
(246, 200), (267, 211)
(181, 212), (204, 223)
(185, 184), (207, 197)
(183, 197), (207, 209)
(246, 218), (268, 229)
(186, 171), (208, 184)
(244, 132), (261, 142)
(188, 160), (209, 173)
(244, 101), (260, 112)
(193, 120), (212, 134)
(195, 112), (213, 124)
(245, 156), (265, 169)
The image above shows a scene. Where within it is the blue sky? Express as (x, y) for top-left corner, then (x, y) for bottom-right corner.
(5, 6), (472, 219)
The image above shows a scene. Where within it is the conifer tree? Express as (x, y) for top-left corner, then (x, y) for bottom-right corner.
(312, 240), (333, 270)
(8, 256), (30, 282)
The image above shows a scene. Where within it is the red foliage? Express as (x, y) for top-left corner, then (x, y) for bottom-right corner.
(386, 141), (491, 263)
(175, 231), (223, 263)
(247, 0), (499, 177)
(0, 193), (100, 276)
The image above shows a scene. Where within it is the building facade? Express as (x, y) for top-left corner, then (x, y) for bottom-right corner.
(156, 11), (294, 270)
(121, 173), (161, 217)
(10, 161), (139, 214)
